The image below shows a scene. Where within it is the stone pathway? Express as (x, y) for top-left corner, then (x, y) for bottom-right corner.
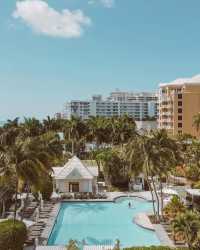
(154, 224), (174, 247)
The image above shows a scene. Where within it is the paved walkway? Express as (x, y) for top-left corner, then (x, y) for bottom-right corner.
(134, 212), (154, 231)
(154, 224), (174, 248)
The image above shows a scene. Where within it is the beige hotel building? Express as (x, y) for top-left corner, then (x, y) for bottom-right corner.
(158, 75), (200, 137)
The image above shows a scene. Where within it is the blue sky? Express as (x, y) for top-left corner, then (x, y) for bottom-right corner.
(0, 0), (200, 120)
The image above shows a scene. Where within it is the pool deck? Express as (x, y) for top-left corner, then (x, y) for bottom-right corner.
(40, 203), (60, 245)
(154, 224), (175, 248)
(134, 212), (155, 231)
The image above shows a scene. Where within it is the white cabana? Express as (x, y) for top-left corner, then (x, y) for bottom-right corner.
(53, 156), (98, 193)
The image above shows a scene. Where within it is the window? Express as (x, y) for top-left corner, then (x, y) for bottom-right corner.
(178, 101), (182, 106)
(178, 94), (182, 99)
(178, 108), (182, 113)
(178, 123), (182, 128)
(178, 116), (182, 121)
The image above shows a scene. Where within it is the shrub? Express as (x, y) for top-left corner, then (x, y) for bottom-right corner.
(0, 219), (27, 250)
(163, 195), (185, 220)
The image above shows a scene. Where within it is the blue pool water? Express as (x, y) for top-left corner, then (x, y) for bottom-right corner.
(48, 197), (160, 247)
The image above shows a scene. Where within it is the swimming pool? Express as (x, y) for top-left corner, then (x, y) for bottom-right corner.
(48, 197), (160, 248)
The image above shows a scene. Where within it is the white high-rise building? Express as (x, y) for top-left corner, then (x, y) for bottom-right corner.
(63, 91), (158, 121)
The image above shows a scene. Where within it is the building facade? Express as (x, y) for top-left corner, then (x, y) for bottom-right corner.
(159, 77), (200, 137)
(63, 91), (158, 121)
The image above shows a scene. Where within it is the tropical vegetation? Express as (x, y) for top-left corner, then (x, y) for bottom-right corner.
(0, 114), (200, 248)
(0, 219), (27, 250)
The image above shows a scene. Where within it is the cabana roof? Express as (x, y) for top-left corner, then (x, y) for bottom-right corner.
(53, 156), (95, 180)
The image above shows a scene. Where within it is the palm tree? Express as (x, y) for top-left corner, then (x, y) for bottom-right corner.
(185, 140), (200, 182)
(86, 116), (110, 148)
(193, 113), (200, 134)
(111, 115), (137, 148)
(172, 210), (200, 249)
(64, 116), (87, 156)
(43, 116), (63, 133)
(0, 175), (15, 218)
(22, 117), (43, 137)
(150, 129), (181, 217)
(0, 127), (58, 221)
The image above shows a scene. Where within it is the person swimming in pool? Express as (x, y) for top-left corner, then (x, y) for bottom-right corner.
(128, 202), (131, 208)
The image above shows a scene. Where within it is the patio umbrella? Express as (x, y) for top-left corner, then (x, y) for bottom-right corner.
(51, 192), (60, 199)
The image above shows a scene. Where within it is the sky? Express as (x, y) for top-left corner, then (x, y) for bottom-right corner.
(0, 0), (200, 120)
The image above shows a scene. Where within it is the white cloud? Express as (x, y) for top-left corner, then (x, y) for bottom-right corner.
(88, 0), (115, 8)
(160, 74), (200, 87)
(13, 0), (91, 38)
(100, 0), (115, 8)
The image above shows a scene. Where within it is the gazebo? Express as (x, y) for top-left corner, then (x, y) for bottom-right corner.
(52, 156), (98, 193)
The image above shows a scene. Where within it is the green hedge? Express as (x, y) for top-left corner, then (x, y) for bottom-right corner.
(124, 247), (188, 250)
(0, 219), (27, 250)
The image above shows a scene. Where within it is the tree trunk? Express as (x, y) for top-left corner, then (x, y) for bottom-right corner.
(14, 179), (19, 222)
(72, 140), (74, 155)
(150, 175), (160, 222)
(145, 164), (156, 218)
(159, 176), (164, 220)
(2, 199), (6, 218)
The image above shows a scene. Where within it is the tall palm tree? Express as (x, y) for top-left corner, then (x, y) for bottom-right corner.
(0, 128), (57, 221)
(86, 116), (110, 148)
(111, 115), (137, 148)
(150, 129), (181, 217)
(43, 116), (63, 133)
(22, 117), (43, 137)
(64, 116), (87, 156)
